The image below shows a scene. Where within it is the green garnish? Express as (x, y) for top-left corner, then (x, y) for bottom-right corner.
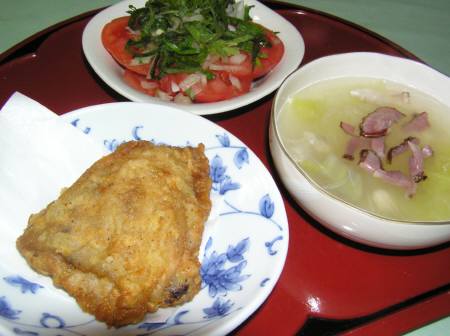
(126, 0), (269, 79)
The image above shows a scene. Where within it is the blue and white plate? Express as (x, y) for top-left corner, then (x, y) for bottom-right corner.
(0, 103), (289, 335)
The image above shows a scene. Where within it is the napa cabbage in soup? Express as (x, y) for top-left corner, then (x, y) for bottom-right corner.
(277, 78), (450, 222)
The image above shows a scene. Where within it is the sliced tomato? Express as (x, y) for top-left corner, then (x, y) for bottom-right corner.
(123, 69), (159, 96)
(207, 52), (253, 77)
(194, 71), (254, 102)
(225, 72), (252, 97)
(157, 70), (252, 103)
(252, 29), (285, 79)
(158, 72), (231, 103)
(101, 16), (150, 76)
(120, 54), (259, 103)
(159, 73), (189, 96)
(193, 76), (234, 103)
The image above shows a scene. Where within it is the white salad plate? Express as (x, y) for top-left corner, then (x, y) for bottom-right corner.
(82, 0), (304, 115)
(0, 102), (289, 335)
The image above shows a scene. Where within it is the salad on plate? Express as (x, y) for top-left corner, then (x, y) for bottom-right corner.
(101, 0), (284, 103)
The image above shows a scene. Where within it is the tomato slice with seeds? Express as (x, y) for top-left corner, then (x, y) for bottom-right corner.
(252, 29), (285, 79)
(101, 16), (150, 76)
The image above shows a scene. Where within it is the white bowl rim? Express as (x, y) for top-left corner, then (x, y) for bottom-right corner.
(271, 51), (450, 226)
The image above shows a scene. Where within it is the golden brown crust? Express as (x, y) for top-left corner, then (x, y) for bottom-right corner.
(17, 141), (211, 327)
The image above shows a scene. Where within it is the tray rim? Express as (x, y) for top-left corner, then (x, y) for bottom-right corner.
(0, 2), (447, 335)
(0, 0), (422, 66)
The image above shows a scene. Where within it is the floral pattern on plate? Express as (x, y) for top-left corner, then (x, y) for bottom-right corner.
(0, 103), (288, 336)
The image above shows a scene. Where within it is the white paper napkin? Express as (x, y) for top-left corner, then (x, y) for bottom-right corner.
(0, 92), (108, 232)
(0, 92), (174, 325)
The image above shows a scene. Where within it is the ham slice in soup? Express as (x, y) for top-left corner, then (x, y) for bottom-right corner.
(402, 111), (430, 133)
(359, 149), (417, 197)
(340, 105), (434, 197)
(373, 170), (417, 198)
(341, 121), (386, 160)
(387, 136), (419, 163)
(407, 139), (428, 183)
(358, 149), (383, 173)
(343, 136), (370, 160)
(359, 106), (405, 137)
(340, 121), (356, 136)
(370, 136), (386, 159)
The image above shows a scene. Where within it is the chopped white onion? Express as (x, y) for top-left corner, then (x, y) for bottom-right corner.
(145, 56), (157, 79)
(350, 88), (411, 106)
(202, 54), (220, 69)
(208, 64), (225, 71)
(130, 56), (153, 66)
(189, 85), (203, 98)
(200, 73), (207, 86)
(152, 28), (165, 36)
(183, 14), (204, 22)
(171, 81), (180, 93)
(140, 80), (158, 90)
(125, 26), (140, 36)
(226, 0), (245, 19)
(209, 63), (243, 73)
(174, 93), (193, 104)
(399, 91), (411, 104)
(156, 89), (173, 101)
(179, 73), (202, 91)
(229, 53), (247, 65)
(229, 75), (242, 90)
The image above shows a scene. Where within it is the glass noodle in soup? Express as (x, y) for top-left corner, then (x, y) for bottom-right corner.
(277, 78), (450, 222)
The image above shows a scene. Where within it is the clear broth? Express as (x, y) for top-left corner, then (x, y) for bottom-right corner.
(277, 78), (450, 222)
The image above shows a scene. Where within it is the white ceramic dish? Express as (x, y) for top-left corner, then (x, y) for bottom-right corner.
(269, 52), (450, 250)
(82, 0), (304, 115)
(0, 103), (288, 335)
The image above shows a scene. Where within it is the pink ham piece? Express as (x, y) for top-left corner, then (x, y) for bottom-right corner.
(407, 139), (428, 182)
(340, 121), (370, 160)
(370, 136), (386, 159)
(343, 136), (369, 160)
(340, 107), (433, 198)
(358, 149), (383, 173)
(359, 106), (405, 138)
(359, 149), (417, 197)
(343, 137), (359, 160)
(340, 121), (356, 136)
(402, 112), (430, 133)
(373, 170), (417, 197)
(340, 122), (386, 160)
(343, 137), (386, 161)
(387, 136), (419, 163)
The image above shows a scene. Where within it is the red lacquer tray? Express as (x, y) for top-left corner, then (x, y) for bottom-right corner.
(1, 2), (449, 335)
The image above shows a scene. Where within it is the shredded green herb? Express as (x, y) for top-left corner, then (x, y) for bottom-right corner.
(126, 0), (268, 79)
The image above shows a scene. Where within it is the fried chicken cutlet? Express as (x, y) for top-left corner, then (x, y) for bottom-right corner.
(16, 141), (212, 327)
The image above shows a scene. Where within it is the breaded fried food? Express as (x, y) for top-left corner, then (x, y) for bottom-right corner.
(16, 141), (211, 327)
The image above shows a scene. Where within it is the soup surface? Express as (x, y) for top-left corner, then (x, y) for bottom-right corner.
(277, 78), (450, 222)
